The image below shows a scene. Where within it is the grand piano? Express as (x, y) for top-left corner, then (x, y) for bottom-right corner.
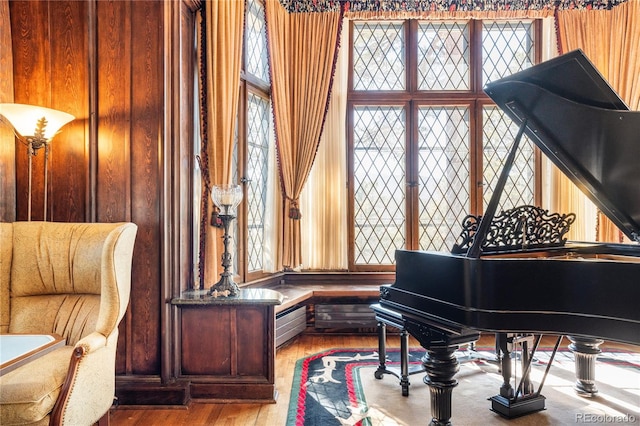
(371, 49), (640, 426)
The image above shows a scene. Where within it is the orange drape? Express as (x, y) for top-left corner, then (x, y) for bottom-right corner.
(265, 0), (342, 269)
(200, 0), (244, 287)
(556, 0), (640, 242)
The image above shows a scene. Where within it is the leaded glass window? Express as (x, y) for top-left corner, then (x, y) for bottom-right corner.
(246, 93), (270, 272)
(353, 106), (406, 265)
(353, 22), (405, 91)
(245, 0), (269, 82)
(348, 19), (540, 270)
(417, 22), (470, 91)
(418, 106), (470, 251)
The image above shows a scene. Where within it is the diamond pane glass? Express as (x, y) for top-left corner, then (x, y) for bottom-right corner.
(246, 0), (269, 82)
(353, 22), (405, 91)
(482, 106), (535, 211)
(353, 106), (406, 265)
(246, 93), (271, 272)
(418, 106), (470, 251)
(418, 22), (470, 90)
(482, 21), (534, 85)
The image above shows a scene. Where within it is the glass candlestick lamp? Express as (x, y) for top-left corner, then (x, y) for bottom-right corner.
(208, 184), (243, 296)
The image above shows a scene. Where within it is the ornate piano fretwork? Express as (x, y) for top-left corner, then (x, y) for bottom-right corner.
(451, 205), (576, 254)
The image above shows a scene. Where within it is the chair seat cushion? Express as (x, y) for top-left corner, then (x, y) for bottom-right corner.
(0, 346), (74, 425)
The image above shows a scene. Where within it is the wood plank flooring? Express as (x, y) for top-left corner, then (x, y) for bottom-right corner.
(109, 333), (638, 425)
(110, 334), (381, 426)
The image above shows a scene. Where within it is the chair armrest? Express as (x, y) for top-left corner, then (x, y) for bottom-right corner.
(74, 331), (108, 354)
(50, 332), (117, 426)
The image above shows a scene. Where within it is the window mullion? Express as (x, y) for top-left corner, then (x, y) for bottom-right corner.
(407, 20), (417, 94)
(470, 99), (482, 216)
(237, 83), (248, 282)
(407, 100), (419, 250)
(470, 20), (483, 95)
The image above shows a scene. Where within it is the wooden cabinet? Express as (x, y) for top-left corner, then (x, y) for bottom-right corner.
(172, 288), (283, 403)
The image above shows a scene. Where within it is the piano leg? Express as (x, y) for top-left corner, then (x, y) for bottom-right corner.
(490, 333), (546, 418)
(374, 320), (388, 380)
(496, 333), (514, 398)
(399, 328), (411, 396)
(422, 343), (460, 426)
(568, 336), (604, 397)
(401, 320), (479, 425)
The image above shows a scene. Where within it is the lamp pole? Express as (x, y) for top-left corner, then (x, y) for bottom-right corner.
(208, 184), (243, 297)
(208, 211), (239, 296)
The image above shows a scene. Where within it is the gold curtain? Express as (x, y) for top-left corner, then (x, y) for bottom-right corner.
(201, 0), (244, 286)
(556, 0), (640, 242)
(300, 21), (349, 270)
(265, 0), (342, 269)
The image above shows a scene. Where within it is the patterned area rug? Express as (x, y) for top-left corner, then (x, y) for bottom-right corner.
(286, 347), (640, 426)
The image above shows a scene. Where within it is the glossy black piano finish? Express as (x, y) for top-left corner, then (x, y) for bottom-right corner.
(373, 50), (640, 426)
(382, 246), (640, 345)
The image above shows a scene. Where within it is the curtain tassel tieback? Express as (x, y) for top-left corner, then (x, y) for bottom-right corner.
(211, 206), (224, 228)
(288, 199), (302, 220)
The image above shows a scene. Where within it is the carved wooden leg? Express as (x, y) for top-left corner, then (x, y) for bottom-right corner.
(374, 320), (388, 380)
(399, 328), (410, 396)
(568, 336), (603, 397)
(497, 333), (514, 398)
(422, 344), (460, 426)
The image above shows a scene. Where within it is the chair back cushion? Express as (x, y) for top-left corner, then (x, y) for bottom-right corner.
(8, 222), (135, 346)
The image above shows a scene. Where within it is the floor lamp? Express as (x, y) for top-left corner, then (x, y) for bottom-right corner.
(0, 103), (74, 221)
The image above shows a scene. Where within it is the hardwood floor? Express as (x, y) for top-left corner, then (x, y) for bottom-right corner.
(110, 333), (382, 425)
(109, 333), (639, 425)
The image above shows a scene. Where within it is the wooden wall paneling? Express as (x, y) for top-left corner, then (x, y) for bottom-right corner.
(129, 0), (164, 377)
(10, 0), (51, 221)
(175, 298), (279, 403)
(95, 0), (163, 377)
(0, 0), (15, 222)
(48, 1), (88, 223)
(163, 0), (177, 385)
(236, 306), (268, 376)
(7, 0), (200, 402)
(180, 307), (233, 375)
(95, 0), (130, 223)
(99, 0), (163, 376)
(177, 1), (196, 294)
(169, 0), (198, 384)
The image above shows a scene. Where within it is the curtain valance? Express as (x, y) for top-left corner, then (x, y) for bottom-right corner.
(278, 0), (628, 13)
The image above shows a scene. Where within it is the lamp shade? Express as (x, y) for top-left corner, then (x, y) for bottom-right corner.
(211, 184), (243, 215)
(0, 103), (75, 141)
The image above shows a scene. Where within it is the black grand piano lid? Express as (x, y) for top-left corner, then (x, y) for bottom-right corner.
(484, 49), (640, 243)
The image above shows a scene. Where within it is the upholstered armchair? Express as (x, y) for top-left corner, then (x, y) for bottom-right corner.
(0, 221), (137, 426)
